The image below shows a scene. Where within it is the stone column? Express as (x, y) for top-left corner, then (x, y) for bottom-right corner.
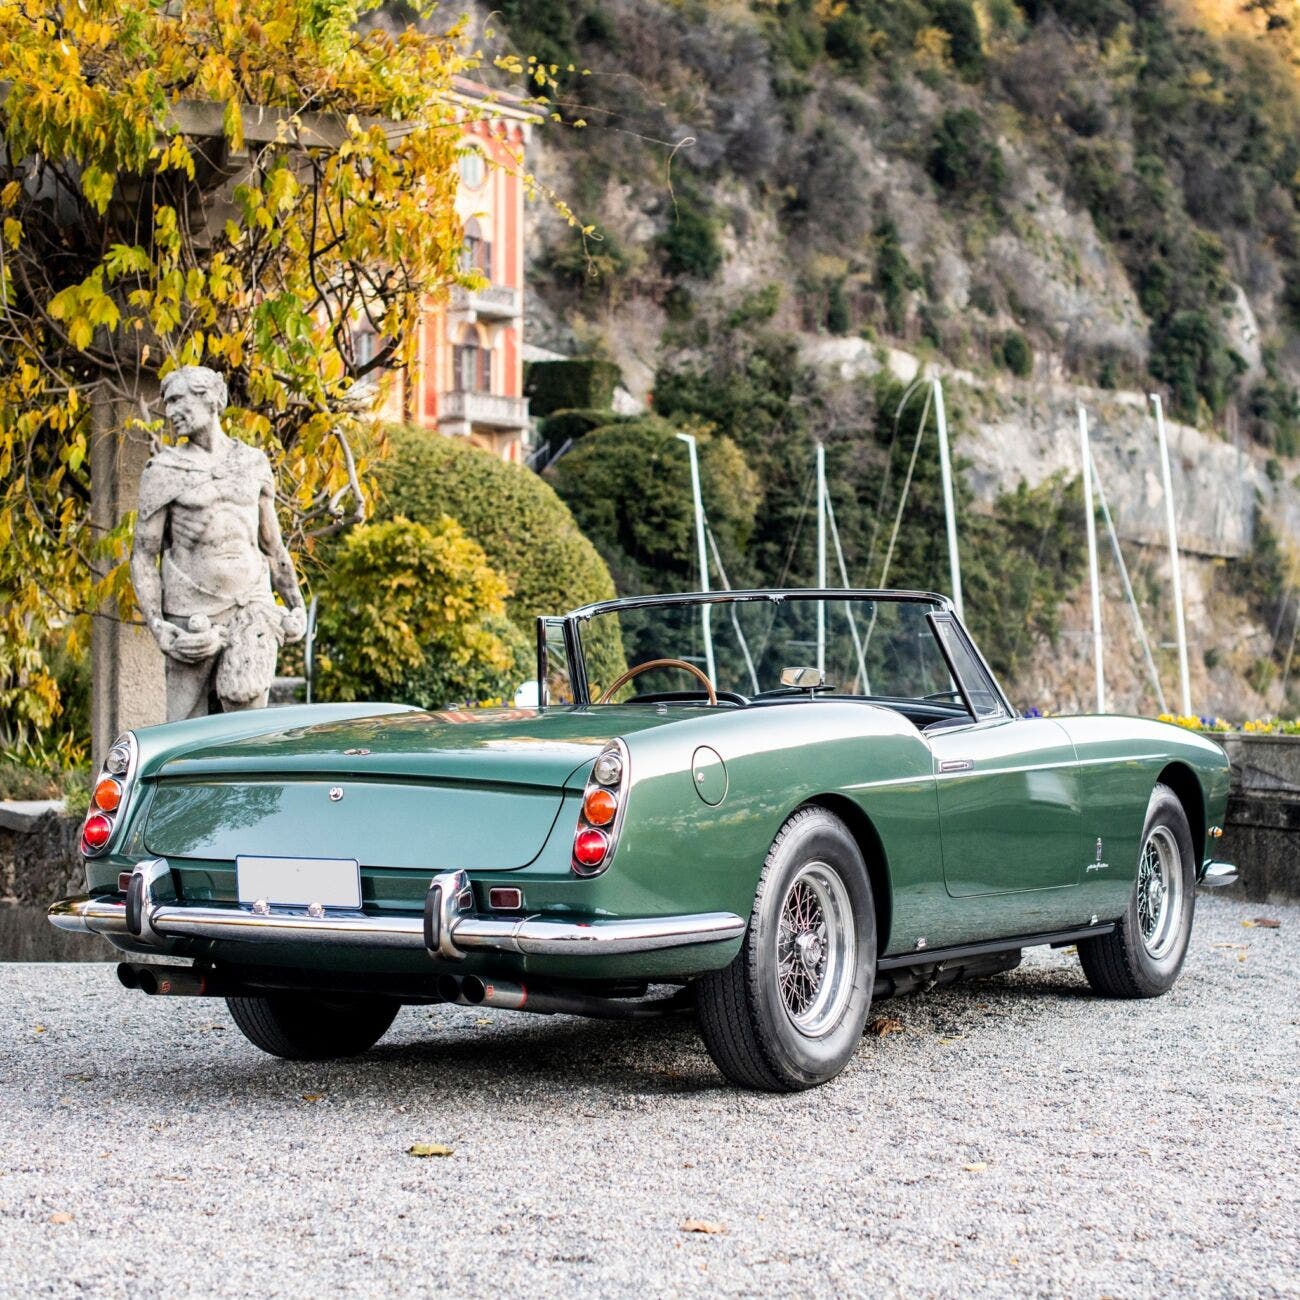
(90, 381), (166, 768)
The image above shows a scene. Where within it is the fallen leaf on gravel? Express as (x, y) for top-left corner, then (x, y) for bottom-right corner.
(1244, 918), (1280, 929)
(33, 1025), (45, 1034)
(868, 1016), (904, 1038)
(962, 1162), (987, 1173)
(49, 1212), (73, 1225)
(302, 1093), (323, 1103)
(1211, 943), (1248, 950)
(938, 1035), (966, 1045)
(680, 1220), (726, 1234)
(1238, 953), (1247, 962)
(475, 1018), (492, 1027)
(407, 1143), (454, 1158)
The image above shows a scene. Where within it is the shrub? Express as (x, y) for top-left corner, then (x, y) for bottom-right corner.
(927, 109), (1005, 204)
(997, 330), (1034, 377)
(539, 408), (629, 454)
(930, 0), (984, 76)
(658, 197), (724, 280)
(826, 280), (851, 334)
(313, 517), (529, 708)
(524, 358), (623, 418)
(874, 219), (921, 334)
(548, 417), (759, 594)
(375, 428), (616, 624)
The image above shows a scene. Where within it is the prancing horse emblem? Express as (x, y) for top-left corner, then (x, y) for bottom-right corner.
(1087, 837), (1109, 872)
(328, 787), (344, 803)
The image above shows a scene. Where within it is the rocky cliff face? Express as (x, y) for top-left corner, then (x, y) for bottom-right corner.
(512, 0), (1300, 719)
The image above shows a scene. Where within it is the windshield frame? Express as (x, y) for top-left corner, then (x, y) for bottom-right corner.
(536, 589), (1014, 717)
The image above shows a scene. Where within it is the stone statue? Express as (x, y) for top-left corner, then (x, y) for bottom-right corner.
(129, 365), (307, 719)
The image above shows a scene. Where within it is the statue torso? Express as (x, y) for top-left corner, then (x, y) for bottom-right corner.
(139, 439), (275, 617)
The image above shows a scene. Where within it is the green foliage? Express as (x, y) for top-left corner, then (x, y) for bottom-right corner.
(375, 427), (616, 624)
(525, 359), (623, 417)
(658, 195), (724, 280)
(1149, 311), (1246, 422)
(996, 330), (1034, 378)
(826, 279), (851, 335)
(929, 0), (985, 76)
(548, 417), (759, 594)
(874, 219), (921, 334)
(314, 516), (526, 708)
(927, 109), (1005, 205)
(539, 408), (629, 453)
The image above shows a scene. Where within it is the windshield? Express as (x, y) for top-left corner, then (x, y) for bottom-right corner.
(576, 596), (962, 704)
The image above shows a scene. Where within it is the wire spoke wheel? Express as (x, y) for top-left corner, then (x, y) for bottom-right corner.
(775, 861), (856, 1037)
(1136, 825), (1183, 960)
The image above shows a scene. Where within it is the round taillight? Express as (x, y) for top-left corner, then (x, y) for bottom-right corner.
(573, 828), (609, 869)
(82, 813), (113, 852)
(582, 787), (617, 827)
(93, 777), (122, 812)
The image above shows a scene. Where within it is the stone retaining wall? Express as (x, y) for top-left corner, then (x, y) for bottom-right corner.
(2, 733), (1296, 958)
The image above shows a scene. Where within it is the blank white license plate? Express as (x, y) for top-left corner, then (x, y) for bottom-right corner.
(236, 856), (361, 910)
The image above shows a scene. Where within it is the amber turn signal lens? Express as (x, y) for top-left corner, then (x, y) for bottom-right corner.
(93, 777), (122, 812)
(82, 813), (112, 851)
(572, 828), (609, 869)
(582, 787), (617, 827)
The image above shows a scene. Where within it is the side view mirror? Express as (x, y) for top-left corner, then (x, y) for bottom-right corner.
(780, 666), (826, 689)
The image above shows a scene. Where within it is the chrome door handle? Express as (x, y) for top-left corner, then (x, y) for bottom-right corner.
(938, 759), (973, 773)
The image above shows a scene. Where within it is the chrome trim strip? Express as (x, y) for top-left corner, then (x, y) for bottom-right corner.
(48, 892), (746, 957)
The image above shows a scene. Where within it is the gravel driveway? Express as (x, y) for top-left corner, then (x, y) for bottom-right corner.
(1, 893), (1296, 1299)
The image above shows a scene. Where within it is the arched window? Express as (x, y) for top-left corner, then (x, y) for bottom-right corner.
(459, 145), (487, 191)
(452, 326), (492, 393)
(461, 217), (493, 280)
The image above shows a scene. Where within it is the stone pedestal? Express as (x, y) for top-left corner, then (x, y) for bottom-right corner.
(90, 384), (166, 768)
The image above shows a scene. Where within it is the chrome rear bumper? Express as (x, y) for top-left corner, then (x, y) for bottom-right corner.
(48, 863), (746, 960)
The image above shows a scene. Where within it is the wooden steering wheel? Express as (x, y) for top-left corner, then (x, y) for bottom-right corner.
(596, 657), (718, 706)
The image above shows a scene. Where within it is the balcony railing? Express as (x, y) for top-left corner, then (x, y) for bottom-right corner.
(439, 390), (530, 431)
(449, 283), (522, 321)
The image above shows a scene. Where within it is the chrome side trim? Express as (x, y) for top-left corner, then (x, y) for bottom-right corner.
(1198, 859), (1238, 889)
(48, 891), (746, 957)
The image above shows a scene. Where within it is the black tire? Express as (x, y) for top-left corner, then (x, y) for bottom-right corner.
(1078, 782), (1196, 999)
(696, 806), (877, 1091)
(225, 992), (400, 1061)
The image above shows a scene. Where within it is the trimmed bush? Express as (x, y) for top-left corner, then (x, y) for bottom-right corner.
(524, 358), (623, 417)
(539, 407), (629, 454)
(375, 427), (616, 624)
(314, 516), (530, 708)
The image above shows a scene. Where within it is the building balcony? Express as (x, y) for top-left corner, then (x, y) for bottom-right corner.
(439, 390), (530, 432)
(449, 283), (522, 321)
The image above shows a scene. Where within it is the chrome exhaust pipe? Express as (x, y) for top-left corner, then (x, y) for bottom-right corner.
(435, 974), (465, 1004)
(460, 974), (529, 1011)
(117, 962), (215, 997)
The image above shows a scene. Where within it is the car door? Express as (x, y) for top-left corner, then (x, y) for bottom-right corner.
(926, 615), (1085, 911)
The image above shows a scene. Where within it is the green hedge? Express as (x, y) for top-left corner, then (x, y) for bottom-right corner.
(524, 358), (622, 417)
(539, 407), (631, 453)
(375, 427), (616, 623)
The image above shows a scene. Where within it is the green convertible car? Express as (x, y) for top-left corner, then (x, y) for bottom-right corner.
(52, 589), (1238, 1090)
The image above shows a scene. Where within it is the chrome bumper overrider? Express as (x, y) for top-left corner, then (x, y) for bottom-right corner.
(48, 863), (746, 960)
(1198, 859), (1239, 889)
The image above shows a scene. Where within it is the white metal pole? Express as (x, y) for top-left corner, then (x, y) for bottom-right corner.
(816, 442), (827, 674)
(932, 378), (963, 620)
(825, 491), (871, 693)
(1089, 445), (1168, 715)
(1150, 394), (1192, 716)
(1078, 406), (1105, 714)
(675, 433), (716, 683)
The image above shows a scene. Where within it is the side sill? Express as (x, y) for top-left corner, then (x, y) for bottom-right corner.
(877, 922), (1116, 973)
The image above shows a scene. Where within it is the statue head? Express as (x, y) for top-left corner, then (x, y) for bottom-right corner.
(161, 365), (228, 444)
